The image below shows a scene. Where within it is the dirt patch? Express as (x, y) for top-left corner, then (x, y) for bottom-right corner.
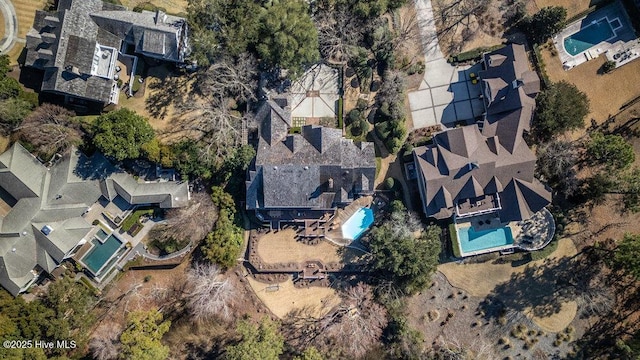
(541, 45), (640, 126)
(407, 271), (578, 358)
(245, 277), (341, 319)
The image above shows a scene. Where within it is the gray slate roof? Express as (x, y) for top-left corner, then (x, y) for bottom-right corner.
(24, 0), (188, 104)
(413, 44), (550, 222)
(479, 43), (540, 152)
(247, 99), (376, 211)
(0, 143), (189, 296)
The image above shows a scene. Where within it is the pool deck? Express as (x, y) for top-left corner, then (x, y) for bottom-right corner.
(554, 1), (637, 70)
(452, 208), (555, 257)
(325, 196), (373, 244)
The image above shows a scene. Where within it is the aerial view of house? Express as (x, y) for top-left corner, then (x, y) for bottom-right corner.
(23, 0), (188, 106)
(413, 44), (554, 257)
(0, 0), (640, 358)
(0, 143), (188, 295)
(246, 95), (376, 229)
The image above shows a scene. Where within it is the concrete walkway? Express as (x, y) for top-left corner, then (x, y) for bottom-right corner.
(409, 0), (484, 129)
(0, 0), (18, 54)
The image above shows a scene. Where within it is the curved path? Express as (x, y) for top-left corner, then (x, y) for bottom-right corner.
(0, 0), (18, 54)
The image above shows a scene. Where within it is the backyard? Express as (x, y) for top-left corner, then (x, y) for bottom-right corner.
(531, 0), (599, 17)
(245, 277), (341, 319)
(118, 0), (187, 14)
(541, 45), (640, 127)
(407, 238), (582, 357)
(254, 228), (367, 265)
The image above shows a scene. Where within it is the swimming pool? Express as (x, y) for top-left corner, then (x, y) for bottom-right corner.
(457, 226), (514, 254)
(81, 234), (123, 275)
(564, 18), (615, 56)
(341, 207), (374, 240)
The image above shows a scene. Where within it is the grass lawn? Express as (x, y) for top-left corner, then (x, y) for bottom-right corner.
(14, 0), (48, 39)
(121, 208), (154, 232)
(255, 229), (365, 265)
(6, 0), (47, 65)
(541, 46), (640, 127)
(439, 238), (578, 332)
(449, 223), (461, 257)
(532, 0), (596, 17)
(245, 277), (341, 319)
(0, 135), (10, 153)
(119, 0), (188, 15)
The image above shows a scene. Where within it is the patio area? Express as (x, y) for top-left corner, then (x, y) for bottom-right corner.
(511, 208), (556, 251)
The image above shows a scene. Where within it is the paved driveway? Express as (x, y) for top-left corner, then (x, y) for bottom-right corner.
(0, 0), (18, 53)
(409, 0), (485, 129)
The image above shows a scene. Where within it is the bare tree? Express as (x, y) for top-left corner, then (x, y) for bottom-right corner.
(170, 54), (258, 161)
(16, 104), (82, 157)
(391, 8), (420, 49)
(89, 322), (122, 360)
(283, 283), (387, 357)
(194, 53), (258, 104)
(185, 262), (236, 322)
(149, 191), (218, 246)
(322, 283), (388, 358)
(314, 6), (362, 63)
(537, 140), (579, 197)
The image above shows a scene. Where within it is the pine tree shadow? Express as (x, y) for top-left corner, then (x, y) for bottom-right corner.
(145, 69), (193, 120)
(478, 249), (601, 322)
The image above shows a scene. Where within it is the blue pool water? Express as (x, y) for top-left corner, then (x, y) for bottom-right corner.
(564, 19), (615, 56)
(81, 234), (123, 274)
(457, 226), (514, 254)
(342, 207), (374, 240)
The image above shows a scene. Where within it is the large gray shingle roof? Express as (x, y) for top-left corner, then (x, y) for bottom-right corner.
(0, 143), (189, 296)
(247, 99), (376, 211)
(414, 44), (550, 221)
(24, 0), (189, 104)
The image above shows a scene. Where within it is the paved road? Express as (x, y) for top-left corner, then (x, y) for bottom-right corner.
(0, 0), (18, 54)
(409, 0), (484, 129)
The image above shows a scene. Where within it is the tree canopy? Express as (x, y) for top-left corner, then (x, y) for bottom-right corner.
(0, 55), (35, 133)
(366, 204), (441, 295)
(0, 276), (96, 359)
(534, 81), (589, 140)
(93, 108), (155, 161)
(225, 317), (284, 360)
(256, 0), (320, 75)
(119, 309), (171, 360)
(17, 103), (83, 159)
(610, 233), (640, 280)
(201, 186), (242, 269)
(586, 132), (635, 170)
(188, 0), (319, 74)
(522, 6), (567, 43)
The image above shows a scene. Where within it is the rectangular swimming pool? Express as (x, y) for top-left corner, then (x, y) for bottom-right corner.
(341, 207), (374, 241)
(564, 18), (615, 56)
(81, 234), (123, 274)
(457, 226), (514, 254)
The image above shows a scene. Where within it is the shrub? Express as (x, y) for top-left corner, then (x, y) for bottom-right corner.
(385, 177), (395, 190)
(603, 60), (616, 73)
(348, 109), (361, 125)
(356, 99), (368, 111)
